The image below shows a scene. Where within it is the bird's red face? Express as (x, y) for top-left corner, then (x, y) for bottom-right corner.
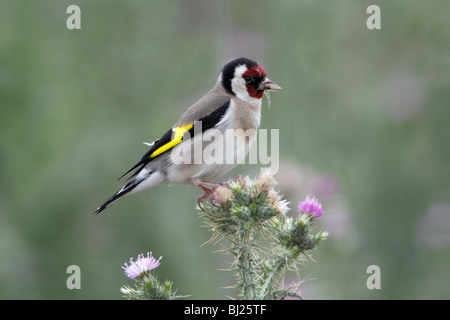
(242, 65), (267, 99)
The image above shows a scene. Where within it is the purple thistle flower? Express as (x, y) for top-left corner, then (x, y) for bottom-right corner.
(122, 252), (162, 279)
(299, 195), (324, 218)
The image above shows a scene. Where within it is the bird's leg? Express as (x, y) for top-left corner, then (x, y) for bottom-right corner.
(200, 181), (221, 188)
(197, 184), (214, 208)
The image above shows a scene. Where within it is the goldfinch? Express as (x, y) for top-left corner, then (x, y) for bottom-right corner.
(95, 57), (281, 214)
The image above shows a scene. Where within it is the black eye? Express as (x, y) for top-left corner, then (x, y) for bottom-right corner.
(244, 76), (253, 83)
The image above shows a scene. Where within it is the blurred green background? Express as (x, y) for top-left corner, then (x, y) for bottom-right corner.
(0, 0), (449, 299)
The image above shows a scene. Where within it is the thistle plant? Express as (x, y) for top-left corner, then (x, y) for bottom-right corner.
(198, 173), (328, 300)
(120, 173), (327, 300)
(120, 252), (181, 300)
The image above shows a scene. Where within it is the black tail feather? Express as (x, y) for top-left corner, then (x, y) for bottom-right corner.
(94, 179), (141, 214)
(94, 192), (122, 214)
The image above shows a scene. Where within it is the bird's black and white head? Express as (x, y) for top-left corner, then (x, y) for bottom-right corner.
(220, 57), (281, 105)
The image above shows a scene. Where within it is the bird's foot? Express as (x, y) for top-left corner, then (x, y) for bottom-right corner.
(197, 182), (228, 209)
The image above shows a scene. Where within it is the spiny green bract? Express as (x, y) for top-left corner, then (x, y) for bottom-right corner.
(121, 275), (179, 300)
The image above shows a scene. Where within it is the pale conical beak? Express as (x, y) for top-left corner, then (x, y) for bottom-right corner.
(259, 78), (282, 91)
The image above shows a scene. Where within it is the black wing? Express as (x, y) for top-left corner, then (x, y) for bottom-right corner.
(117, 100), (231, 181)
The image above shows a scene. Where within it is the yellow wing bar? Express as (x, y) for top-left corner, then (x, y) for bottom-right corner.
(150, 123), (193, 158)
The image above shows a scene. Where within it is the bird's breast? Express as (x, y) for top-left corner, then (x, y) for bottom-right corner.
(222, 98), (262, 131)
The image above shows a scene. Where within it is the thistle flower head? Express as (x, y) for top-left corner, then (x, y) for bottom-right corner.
(256, 172), (289, 215)
(257, 171), (278, 190)
(122, 252), (162, 279)
(299, 195), (324, 218)
(211, 185), (233, 204)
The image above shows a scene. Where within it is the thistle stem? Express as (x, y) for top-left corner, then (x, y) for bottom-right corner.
(237, 226), (256, 300)
(240, 246), (255, 300)
(260, 256), (286, 299)
(260, 248), (300, 299)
